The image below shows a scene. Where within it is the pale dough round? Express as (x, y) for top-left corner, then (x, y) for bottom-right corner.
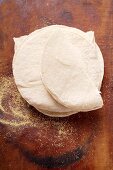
(13, 25), (104, 116)
(41, 28), (103, 111)
(38, 109), (76, 117)
(13, 25), (76, 115)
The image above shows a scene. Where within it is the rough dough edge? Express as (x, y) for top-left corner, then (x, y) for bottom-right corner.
(38, 108), (77, 117)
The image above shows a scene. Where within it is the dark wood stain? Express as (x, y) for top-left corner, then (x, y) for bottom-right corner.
(5, 133), (93, 169)
(16, 142), (88, 168)
(61, 10), (73, 22)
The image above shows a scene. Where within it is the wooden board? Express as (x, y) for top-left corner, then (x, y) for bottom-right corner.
(0, 0), (113, 169)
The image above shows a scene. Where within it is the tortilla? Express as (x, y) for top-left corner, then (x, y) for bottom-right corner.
(41, 28), (103, 111)
(13, 25), (74, 113)
(13, 25), (104, 116)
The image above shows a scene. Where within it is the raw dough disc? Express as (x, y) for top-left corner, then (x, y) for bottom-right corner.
(13, 25), (76, 114)
(13, 25), (104, 116)
(41, 28), (103, 111)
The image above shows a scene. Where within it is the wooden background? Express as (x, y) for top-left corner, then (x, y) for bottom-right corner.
(0, 0), (113, 169)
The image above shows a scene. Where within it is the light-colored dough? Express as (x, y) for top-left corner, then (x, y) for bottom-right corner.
(41, 28), (103, 111)
(13, 33), (77, 117)
(38, 109), (76, 117)
(13, 25), (76, 115)
(13, 25), (104, 116)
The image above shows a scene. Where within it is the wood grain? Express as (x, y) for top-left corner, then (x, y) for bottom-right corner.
(0, 0), (113, 169)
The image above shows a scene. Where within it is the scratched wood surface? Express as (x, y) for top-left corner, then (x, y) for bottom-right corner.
(0, 0), (113, 170)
